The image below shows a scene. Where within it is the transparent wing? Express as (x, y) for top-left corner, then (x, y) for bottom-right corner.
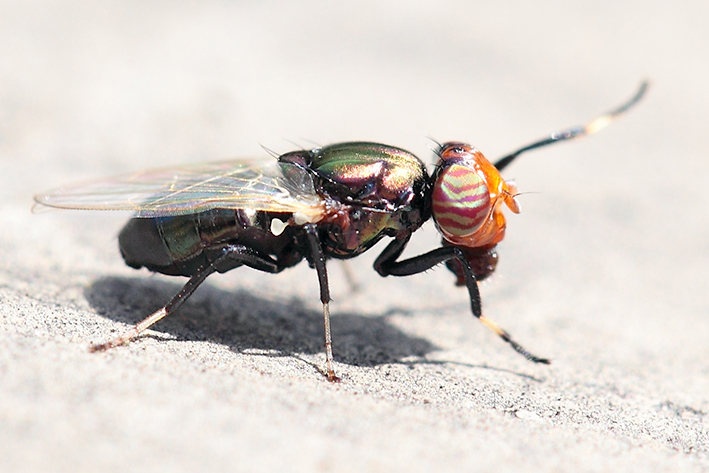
(33, 159), (326, 221)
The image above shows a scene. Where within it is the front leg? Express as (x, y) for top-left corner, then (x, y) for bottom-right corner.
(374, 238), (550, 364)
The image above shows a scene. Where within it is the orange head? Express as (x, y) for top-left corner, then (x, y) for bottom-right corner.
(431, 142), (520, 250)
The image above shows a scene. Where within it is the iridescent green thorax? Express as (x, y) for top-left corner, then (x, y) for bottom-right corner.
(311, 142), (427, 210)
(281, 142), (430, 258)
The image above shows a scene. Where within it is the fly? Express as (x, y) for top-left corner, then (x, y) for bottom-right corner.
(34, 82), (648, 381)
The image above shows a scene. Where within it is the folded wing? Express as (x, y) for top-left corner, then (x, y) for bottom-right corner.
(34, 159), (326, 222)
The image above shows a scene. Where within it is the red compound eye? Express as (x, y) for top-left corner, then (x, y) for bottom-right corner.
(432, 163), (491, 238)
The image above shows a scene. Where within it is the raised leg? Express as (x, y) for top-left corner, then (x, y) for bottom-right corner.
(90, 244), (279, 352)
(303, 224), (339, 382)
(375, 238), (550, 364)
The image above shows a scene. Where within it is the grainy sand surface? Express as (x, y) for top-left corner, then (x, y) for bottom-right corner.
(1, 2), (708, 472)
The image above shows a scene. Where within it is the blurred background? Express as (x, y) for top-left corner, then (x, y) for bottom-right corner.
(4, 0), (706, 361)
(1, 1), (707, 471)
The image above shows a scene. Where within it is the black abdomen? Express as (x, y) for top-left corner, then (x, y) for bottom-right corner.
(119, 209), (305, 277)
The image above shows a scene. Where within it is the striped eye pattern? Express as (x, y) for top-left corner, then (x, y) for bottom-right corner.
(432, 163), (491, 237)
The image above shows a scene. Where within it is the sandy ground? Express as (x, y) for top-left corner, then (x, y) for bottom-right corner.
(1, 1), (708, 472)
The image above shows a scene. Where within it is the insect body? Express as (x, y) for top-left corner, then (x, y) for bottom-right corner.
(34, 83), (647, 381)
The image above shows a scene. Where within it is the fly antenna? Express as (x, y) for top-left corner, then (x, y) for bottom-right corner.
(493, 81), (649, 171)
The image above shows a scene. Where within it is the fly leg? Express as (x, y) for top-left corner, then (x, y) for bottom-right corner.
(303, 224), (339, 382)
(374, 238), (550, 364)
(90, 244), (279, 352)
(493, 81), (648, 171)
